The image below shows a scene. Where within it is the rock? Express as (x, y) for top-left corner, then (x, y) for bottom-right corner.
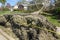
(5, 22), (12, 28)
(0, 15), (7, 26)
(56, 27), (60, 35)
(38, 30), (57, 40)
(0, 14), (60, 40)
(11, 15), (28, 27)
(4, 14), (13, 21)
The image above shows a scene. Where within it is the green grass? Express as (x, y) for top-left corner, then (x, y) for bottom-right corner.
(0, 11), (12, 15)
(41, 13), (60, 27)
(47, 16), (60, 27)
(0, 10), (32, 15)
(0, 11), (23, 15)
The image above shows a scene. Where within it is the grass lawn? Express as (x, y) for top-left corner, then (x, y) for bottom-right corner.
(0, 10), (33, 15)
(0, 11), (11, 15)
(0, 11), (23, 15)
(41, 12), (60, 27)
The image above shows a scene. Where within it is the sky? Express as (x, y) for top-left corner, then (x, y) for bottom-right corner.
(0, 0), (20, 7)
(6, 0), (20, 6)
(0, 0), (55, 7)
(0, 0), (32, 6)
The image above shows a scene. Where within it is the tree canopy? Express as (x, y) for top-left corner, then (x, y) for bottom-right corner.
(0, 0), (6, 4)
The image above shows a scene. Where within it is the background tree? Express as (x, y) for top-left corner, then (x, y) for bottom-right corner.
(0, 0), (6, 7)
(55, 0), (60, 7)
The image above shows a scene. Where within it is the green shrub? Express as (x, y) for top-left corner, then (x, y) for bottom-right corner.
(55, 7), (60, 13)
(3, 7), (10, 11)
(52, 7), (60, 15)
(13, 9), (20, 11)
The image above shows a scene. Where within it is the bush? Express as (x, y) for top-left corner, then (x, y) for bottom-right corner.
(13, 9), (20, 11)
(55, 7), (60, 13)
(52, 7), (60, 15)
(3, 7), (10, 11)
